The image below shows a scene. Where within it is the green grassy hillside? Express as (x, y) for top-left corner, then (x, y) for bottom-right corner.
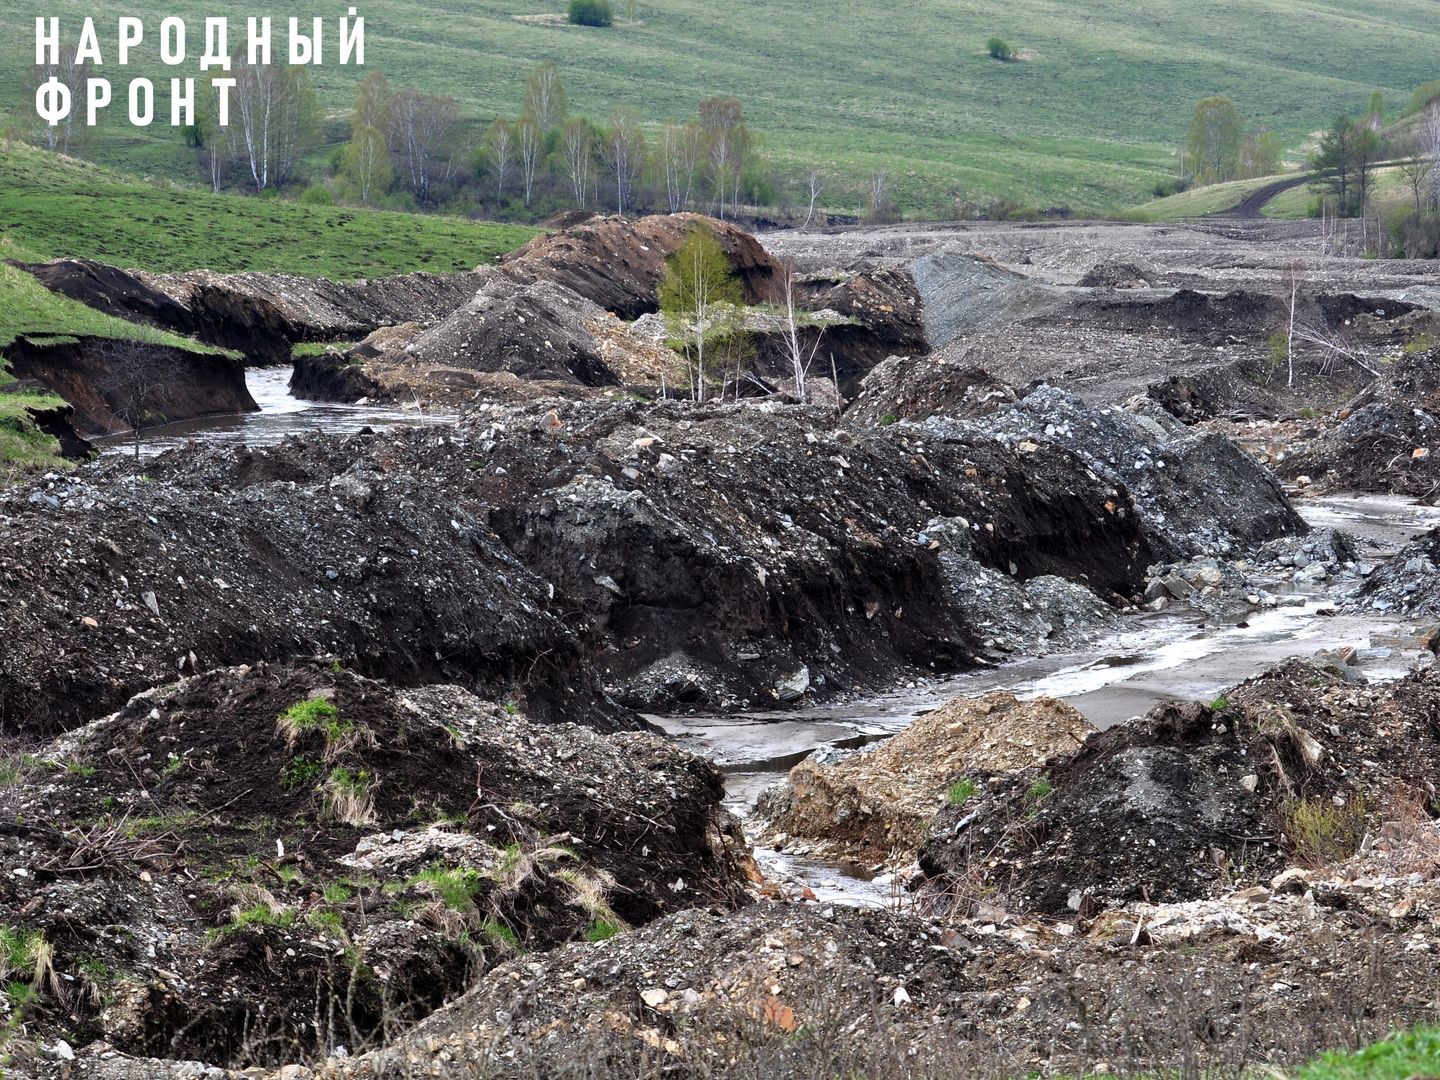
(0, 143), (535, 278)
(2, 0), (1437, 213)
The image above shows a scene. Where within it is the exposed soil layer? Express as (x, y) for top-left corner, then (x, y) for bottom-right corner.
(919, 660), (1440, 916)
(499, 213), (779, 320)
(15, 259), (492, 367)
(849, 374), (1306, 561)
(0, 433), (613, 737)
(0, 661), (750, 1067)
(1283, 345), (1440, 497)
(4, 335), (255, 437)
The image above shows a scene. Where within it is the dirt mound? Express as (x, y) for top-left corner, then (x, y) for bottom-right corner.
(4, 334), (255, 437)
(891, 382), (1306, 560)
(77, 867), (1440, 1078)
(846, 357), (1019, 425)
(1078, 261), (1152, 289)
(757, 693), (1094, 864)
(292, 282), (679, 406)
(0, 389), (1301, 730)
(0, 660), (749, 1066)
(0, 433), (615, 736)
(919, 660), (1440, 917)
(500, 213), (778, 320)
(474, 400), (1155, 711)
(345, 904), (974, 1079)
(1284, 346), (1440, 496)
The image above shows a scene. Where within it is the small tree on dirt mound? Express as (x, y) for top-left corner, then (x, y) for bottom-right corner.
(987, 37), (1016, 61)
(568, 0), (614, 27)
(659, 224), (747, 403)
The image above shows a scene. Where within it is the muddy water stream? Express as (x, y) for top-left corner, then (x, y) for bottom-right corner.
(655, 495), (1440, 908)
(96, 366), (454, 458)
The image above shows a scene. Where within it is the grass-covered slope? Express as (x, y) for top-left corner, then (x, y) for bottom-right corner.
(1, 0), (1437, 212)
(0, 143), (536, 278)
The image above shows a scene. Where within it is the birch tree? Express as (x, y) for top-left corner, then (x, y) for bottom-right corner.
(602, 108), (646, 215)
(803, 167), (825, 227)
(522, 61), (568, 132)
(517, 112), (543, 207)
(560, 118), (595, 208)
(659, 122), (703, 213)
(486, 118), (515, 200)
(659, 224), (744, 402)
(388, 89), (458, 201)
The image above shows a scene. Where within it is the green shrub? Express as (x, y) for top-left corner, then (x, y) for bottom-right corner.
(568, 0), (614, 26)
(298, 185), (334, 206)
(1284, 795), (1366, 867)
(585, 919), (622, 942)
(946, 778), (977, 806)
(987, 37), (1015, 61)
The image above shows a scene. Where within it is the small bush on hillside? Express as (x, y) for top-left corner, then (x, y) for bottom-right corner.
(987, 37), (1015, 61)
(298, 185), (334, 206)
(569, 0), (614, 26)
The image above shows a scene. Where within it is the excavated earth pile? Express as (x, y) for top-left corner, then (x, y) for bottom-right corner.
(757, 693), (1095, 865)
(0, 661), (749, 1068)
(0, 380), (1307, 734)
(919, 660), (1440, 917)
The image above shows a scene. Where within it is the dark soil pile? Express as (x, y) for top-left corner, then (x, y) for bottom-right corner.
(849, 374), (1305, 560)
(1285, 346), (1440, 497)
(1078, 261), (1153, 289)
(0, 385), (1307, 731)
(14, 259), (493, 367)
(0, 436), (607, 737)
(0, 661), (749, 1066)
(499, 213), (778, 320)
(919, 660), (1440, 916)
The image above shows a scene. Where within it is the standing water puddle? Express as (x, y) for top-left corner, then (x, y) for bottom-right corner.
(96, 366), (455, 458)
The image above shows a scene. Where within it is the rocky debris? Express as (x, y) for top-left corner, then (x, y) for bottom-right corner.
(909, 383), (1305, 560)
(756, 693), (1095, 865)
(330, 904), (977, 1079)
(499, 213), (778, 320)
(58, 865), (1440, 1079)
(3, 335), (255, 438)
(1141, 528), (1368, 614)
(15, 259), (494, 367)
(1284, 346), (1440, 497)
(293, 279), (679, 407)
(474, 398), (1157, 711)
(1077, 261), (1153, 289)
(920, 659), (1440, 917)
(1354, 527), (1440, 618)
(845, 357), (1019, 426)
(0, 661), (749, 1067)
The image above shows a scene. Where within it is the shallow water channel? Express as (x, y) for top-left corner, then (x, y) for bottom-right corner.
(96, 378), (1440, 907)
(654, 494), (1440, 907)
(96, 366), (454, 457)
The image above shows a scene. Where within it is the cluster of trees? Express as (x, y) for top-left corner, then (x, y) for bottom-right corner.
(1182, 97), (1281, 187)
(1312, 92), (1440, 257)
(326, 63), (777, 221)
(198, 61), (318, 193)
